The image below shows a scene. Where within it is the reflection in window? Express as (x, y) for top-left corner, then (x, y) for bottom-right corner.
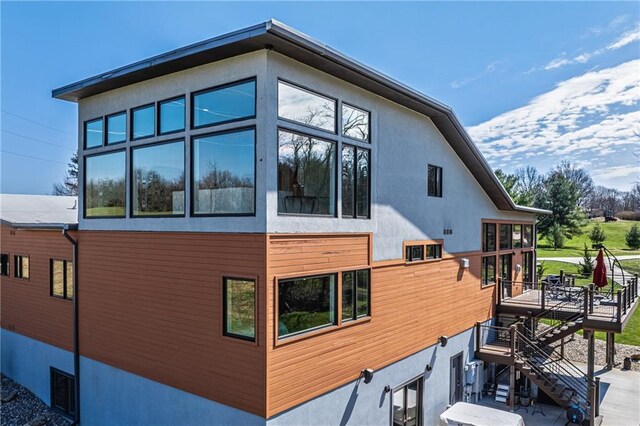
(84, 118), (103, 149)
(132, 104), (155, 139)
(483, 223), (496, 252)
(193, 129), (255, 215)
(342, 269), (370, 322)
(428, 164), (443, 197)
(223, 278), (255, 341)
(51, 259), (73, 300)
(482, 256), (496, 286)
(405, 245), (424, 262)
(500, 224), (512, 250)
(342, 146), (370, 218)
(132, 141), (185, 216)
(278, 274), (336, 338)
(193, 80), (255, 128)
(426, 244), (442, 259)
(523, 251), (534, 283)
(278, 130), (336, 215)
(106, 112), (126, 144)
(523, 225), (533, 248)
(278, 81), (335, 132)
(513, 224), (522, 248)
(159, 96), (185, 134)
(342, 104), (369, 141)
(85, 151), (126, 217)
(14, 255), (29, 279)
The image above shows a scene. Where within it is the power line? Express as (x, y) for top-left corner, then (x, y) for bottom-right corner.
(1, 110), (75, 136)
(1, 129), (76, 151)
(1, 149), (68, 165)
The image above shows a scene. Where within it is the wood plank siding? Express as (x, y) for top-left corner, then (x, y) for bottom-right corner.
(0, 224), (74, 350)
(265, 233), (496, 417)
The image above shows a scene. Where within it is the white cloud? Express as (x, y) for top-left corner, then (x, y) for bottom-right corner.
(592, 165), (639, 179)
(544, 57), (572, 70)
(607, 26), (640, 50)
(450, 60), (506, 89)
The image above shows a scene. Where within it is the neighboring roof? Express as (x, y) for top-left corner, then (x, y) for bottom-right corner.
(52, 20), (550, 216)
(0, 194), (78, 229)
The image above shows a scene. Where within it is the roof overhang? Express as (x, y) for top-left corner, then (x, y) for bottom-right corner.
(52, 19), (548, 215)
(1, 219), (78, 231)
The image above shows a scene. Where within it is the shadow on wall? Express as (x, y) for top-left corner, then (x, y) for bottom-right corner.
(340, 377), (362, 426)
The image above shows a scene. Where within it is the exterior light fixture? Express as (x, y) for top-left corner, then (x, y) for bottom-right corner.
(361, 368), (374, 384)
(460, 258), (470, 269)
(439, 336), (448, 347)
(516, 264), (522, 274)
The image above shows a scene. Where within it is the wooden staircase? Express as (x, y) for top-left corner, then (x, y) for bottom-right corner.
(537, 315), (584, 346)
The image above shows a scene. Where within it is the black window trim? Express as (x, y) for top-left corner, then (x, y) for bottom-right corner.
(499, 223), (513, 250)
(427, 164), (443, 198)
(105, 110), (127, 146)
(83, 148), (127, 219)
(222, 276), (257, 342)
(341, 101), (371, 143)
(341, 268), (371, 323)
(190, 76), (257, 131)
(482, 222), (497, 253)
(190, 126), (257, 218)
(426, 243), (443, 260)
(481, 255), (497, 287)
(13, 254), (29, 280)
(130, 102), (156, 141)
(391, 374), (424, 426)
(50, 258), (73, 301)
(130, 138), (186, 219)
(157, 94), (186, 136)
(405, 245), (425, 262)
(1, 252), (9, 277)
(50, 367), (75, 418)
(83, 116), (104, 150)
(277, 78), (338, 135)
(342, 144), (371, 220)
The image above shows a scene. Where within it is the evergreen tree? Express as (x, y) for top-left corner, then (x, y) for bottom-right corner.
(588, 222), (606, 247)
(626, 224), (640, 250)
(578, 244), (594, 276)
(53, 152), (78, 196)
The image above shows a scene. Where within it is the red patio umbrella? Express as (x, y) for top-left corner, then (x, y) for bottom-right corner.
(593, 249), (607, 288)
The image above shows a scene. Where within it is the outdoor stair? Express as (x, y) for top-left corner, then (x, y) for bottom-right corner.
(495, 384), (509, 403)
(537, 316), (584, 346)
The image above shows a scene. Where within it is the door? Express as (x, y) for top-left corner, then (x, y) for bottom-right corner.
(450, 353), (463, 405)
(500, 254), (513, 298)
(393, 376), (422, 426)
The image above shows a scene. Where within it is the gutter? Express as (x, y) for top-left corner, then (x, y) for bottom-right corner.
(62, 225), (80, 425)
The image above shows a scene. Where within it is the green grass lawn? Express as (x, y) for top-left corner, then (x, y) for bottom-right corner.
(620, 259), (640, 276)
(537, 220), (640, 258)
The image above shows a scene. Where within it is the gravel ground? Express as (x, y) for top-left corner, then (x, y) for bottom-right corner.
(547, 333), (640, 372)
(1, 375), (70, 426)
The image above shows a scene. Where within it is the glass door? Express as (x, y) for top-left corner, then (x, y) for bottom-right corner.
(393, 377), (422, 426)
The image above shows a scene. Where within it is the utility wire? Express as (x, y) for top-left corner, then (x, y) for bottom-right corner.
(1, 129), (76, 151)
(1, 110), (75, 136)
(1, 149), (68, 165)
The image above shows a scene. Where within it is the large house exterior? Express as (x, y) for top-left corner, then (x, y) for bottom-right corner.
(3, 20), (637, 426)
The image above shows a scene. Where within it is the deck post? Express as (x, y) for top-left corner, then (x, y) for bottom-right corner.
(475, 322), (481, 352)
(617, 290), (622, 323)
(586, 329), (596, 425)
(498, 278), (502, 305)
(541, 281), (546, 310)
(605, 332), (615, 370)
(560, 269), (564, 285)
(595, 377), (601, 418)
(583, 287), (589, 317)
(589, 284), (594, 314)
(560, 336), (565, 359)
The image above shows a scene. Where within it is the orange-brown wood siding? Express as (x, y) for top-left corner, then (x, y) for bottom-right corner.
(78, 231), (267, 417)
(265, 233), (496, 417)
(0, 224), (74, 350)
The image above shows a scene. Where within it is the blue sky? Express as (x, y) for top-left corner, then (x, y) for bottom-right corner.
(2, 2), (638, 194)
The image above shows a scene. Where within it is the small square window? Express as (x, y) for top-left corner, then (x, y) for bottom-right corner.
(84, 118), (103, 149)
(132, 104), (155, 140)
(159, 96), (185, 134)
(106, 112), (126, 145)
(406, 245), (424, 262)
(426, 244), (442, 259)
(342, 104), (369, 142)
(50, 368), (75, 417)
(428, 165), (443, 197)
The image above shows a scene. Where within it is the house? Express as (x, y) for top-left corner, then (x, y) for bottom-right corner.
(2, 20), (637, 426)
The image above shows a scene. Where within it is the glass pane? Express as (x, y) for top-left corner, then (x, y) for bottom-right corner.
(132, 104), (155, 139)
(193, 129), (255, 215)
(342, 271), (354, 321)
(52, 372), (68, 411)
(341, 146), (355, 217)
(133, 141), (185, 216)
(356, 270), (369, 317)
(483, 223), (496, 252)
(106, 113), (126, 144)
(66, 261), (74, 300)
(513, 225), (522, 248)
(523, 225), (533, 248)
(500, 224), (512, 250)
(225, 278), (255, 339)
(1, 254), (8, 276)
(428, 165), (436, 196)
(407, 245), (423, 262)
(193, 80), (255, 127)
(278, 130), (336, 215)
(426, 244), (441, 259)
(482, 256), (496, 286)
(406, 380), (419, 422)
(500, 255), (512, 280)
(393, 388), (405, 426)
(85, 118), (103, 149)
(159, 97), (185, 134)
(85, 151), (126, 217)
(21, 257), (29, 279)
(356, 149), (370, 217)
(342, 104), (369, 141)
(278, 274), (336, 338)
(52, 260), (64, 297)
(278, 81), (335, 132)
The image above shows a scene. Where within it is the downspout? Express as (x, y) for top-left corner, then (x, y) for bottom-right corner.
(63, 225), (80, 425)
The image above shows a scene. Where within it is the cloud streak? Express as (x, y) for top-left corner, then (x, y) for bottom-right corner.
(450, 60), (506, 89)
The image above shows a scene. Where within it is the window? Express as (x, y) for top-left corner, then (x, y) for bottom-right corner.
(192, 128), (255, 215)
(342, 269), (370, 322)
(132, 141), (185, 217)
(393, 376), (423, 426)
(426, 244), (442, 259)
(405, 245), (424, 262)
(278, 274), (337, 339)
(159, 96), (185, 134)
(85, 151), (126, 218)
(499, 224), (512, 250)
(427, 165), (443, 197)
(342, 145), (370, 218)
(523, 225), (533, 248)
(500, 254), (512, 281)
(512, 225), (522, 249)
(50, 368), (75, 417)
(132, 104), (155, 140)
(192, 79), (256, 128)
(1, 253), (8, 276)
(278, 81), (336, 132)
(223, 277), (255, 341)
(342, 104), (369, 141)
(106, 112), (126, 145)
(523, 251), (534, 283)
(51, 259), (73, 300)
(482, 223), (496, 252)
(84, 118), (103, 149)
(481, 256), (496, 287)
(278, 130), (336, 215)
(14, 255), (29, 279)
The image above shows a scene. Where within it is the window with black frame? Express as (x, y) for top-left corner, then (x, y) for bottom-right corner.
(50, 368), (75, 417)
(223, 277), (255, 341)
(342, 269), (370, 322)
(341, 145), (370, 218)
(523, 224), (533, 248)
(106, 112), (126, 145)
(513, 224), (522, 248)
(405, 245), (424, 262)
(14, 255), (29, 279)
(426, 244), (442, 259)
(483, 223), (496, 252)
(278, 274), (336, 339)
(428, 164), (443, 197)
(85, 151), (126, 218)
(51, 259), (74, 300)
(192, 79), (255, 128)
(523, 251), (534, 283)
(341, 104), (369, 141)
(131, 104), (155, 140)
(277, 130), (336, 216)
(1, 253), (8, 276)
(159, 96), (185, 134)
(481, 256), (496, 287)
(499, 224), (512, 250)
(278, 81), (336, 132)
(84, 118), (103, 149)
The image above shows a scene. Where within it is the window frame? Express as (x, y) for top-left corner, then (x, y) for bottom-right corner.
(157, 95), (186, 136)
(190, 126), (257, 217)
(341, 269), (371, 323)
(426, 244), (443, 260)
(405, 245), (425, 262)
(1, 253), (9, 277)
(50, 259), (73, 301)
(391, 374), (424, 426)
(523, 224), (534, 248)
(427, 164), (443, 198)
(13, 254), (29, 280)
(482, 223), (497, 253)
(83, 117), (104, 150)
(222, 276), (257, 342)
(105, 111), (127, 145)
(341, 144), (371, 219)
(341, 102), (371, 143)
(190, 77), (257, 131)
(83, 149), (127, 219)
(499, 224), (513, 250)
(50, 367), (75, 418)
(481, 255), (497, 288)
(130, 102), (156, 141)
(277, 79), (338, 135)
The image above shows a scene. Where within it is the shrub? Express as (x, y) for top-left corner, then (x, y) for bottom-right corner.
(626, 224), (640, 250)
(578, 244), (594, 276)
(617, 211), (640, 221)
(588, 222), (606, 247)
(548, 223), (566, 250)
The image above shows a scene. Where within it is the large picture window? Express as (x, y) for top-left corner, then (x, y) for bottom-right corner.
(483, 223), (496, 252)
(499, 224), (512, 250)
(192, 79), (256, 128)
(341, 104), (369, 141)
(51, 259), (74, 300)
(278, 81), (336, 132)
(428, 164), (443, 197)
(223, 277), (256, 341)
(50, 368), (75, 417)
(278, 130), (336, 215)
(84, 118), (103, 149)
(159, 96), (185, 134)
(342, 269), (370, 322)
(132, 141), (185, 216)
(192, 129), (255, 215)
(278, 274), (336, 339)
(481, 256), (496, 287)
(85, 151), (126, 218)
(342, 145), (370, 218)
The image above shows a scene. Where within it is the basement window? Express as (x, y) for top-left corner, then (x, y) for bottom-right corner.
(50, 368), (75, 417)
(14, 255), (29, 279)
